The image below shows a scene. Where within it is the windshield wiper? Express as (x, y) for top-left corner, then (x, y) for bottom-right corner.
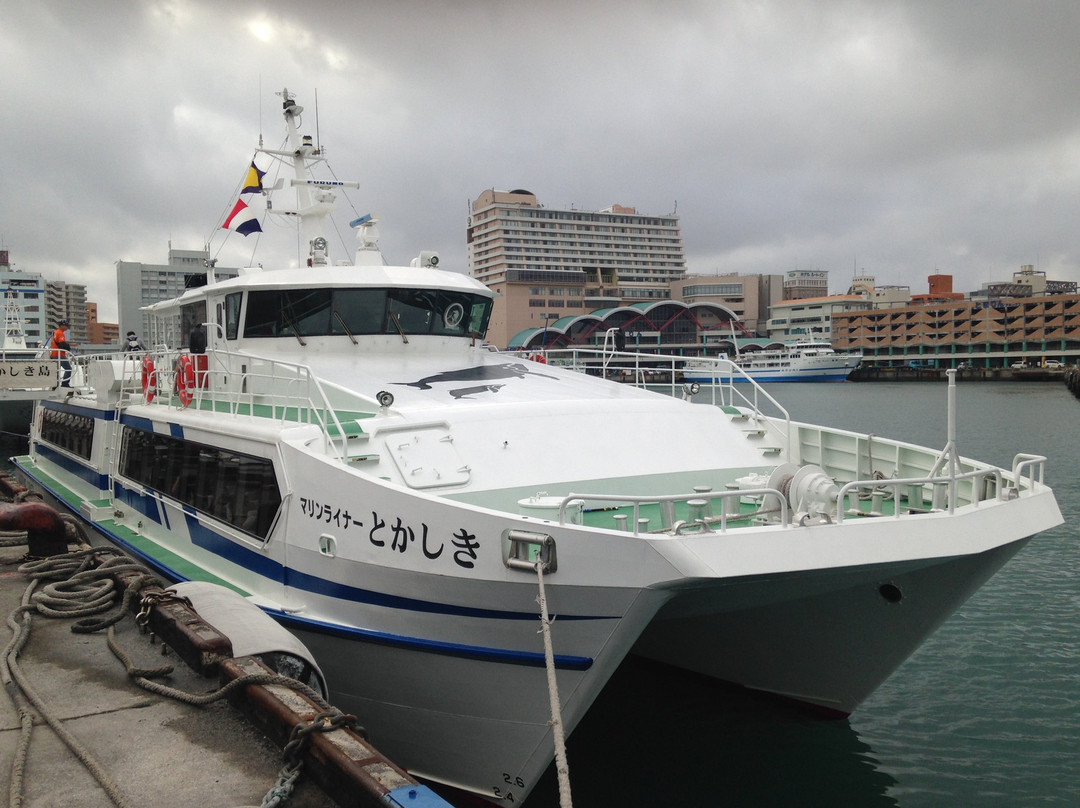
(333, 311), (358, 344)
(281, 311), (307, 346)
(388, 312), (409, 344)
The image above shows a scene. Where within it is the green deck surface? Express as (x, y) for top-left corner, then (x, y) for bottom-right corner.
(167, 396), (371, 436)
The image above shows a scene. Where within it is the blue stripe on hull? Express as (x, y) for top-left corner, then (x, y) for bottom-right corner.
(12, 456), (601, 672)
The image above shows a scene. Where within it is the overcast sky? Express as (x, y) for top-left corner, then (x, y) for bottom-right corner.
(3, 0), (1079, 322)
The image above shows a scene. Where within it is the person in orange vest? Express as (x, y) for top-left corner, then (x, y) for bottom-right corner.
(50, 319), (73, 387)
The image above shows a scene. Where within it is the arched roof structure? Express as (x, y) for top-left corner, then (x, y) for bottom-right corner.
(507, 300), (777, 351)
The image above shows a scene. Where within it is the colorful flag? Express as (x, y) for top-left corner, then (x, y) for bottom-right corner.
(241, 160), (265, 194)
(222, 198), (262, 235)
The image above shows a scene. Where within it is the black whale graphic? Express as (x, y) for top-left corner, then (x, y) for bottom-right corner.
(396, 363), (557, 390)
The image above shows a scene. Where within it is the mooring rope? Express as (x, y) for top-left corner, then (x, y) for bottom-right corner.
(2, 566), (137, 808)
(536, 561), (573, 808)
(2, 545), (363, 808)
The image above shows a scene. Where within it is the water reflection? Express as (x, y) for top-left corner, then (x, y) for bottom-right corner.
(525, 657), (898, 807)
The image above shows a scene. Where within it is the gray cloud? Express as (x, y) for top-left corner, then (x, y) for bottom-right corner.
(2, 0), (1078, 321)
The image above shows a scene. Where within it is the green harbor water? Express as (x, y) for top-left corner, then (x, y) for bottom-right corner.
(525, 381), (1080, 807)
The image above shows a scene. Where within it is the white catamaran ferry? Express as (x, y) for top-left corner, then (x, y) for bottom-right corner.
(13, 90), (1062, 805)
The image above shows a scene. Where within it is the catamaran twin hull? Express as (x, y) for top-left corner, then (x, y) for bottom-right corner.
(14, 375), (1059, 805)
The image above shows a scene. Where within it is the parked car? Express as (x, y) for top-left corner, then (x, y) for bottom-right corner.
(1011, 361), (1028, 369)
(1044, 360), (1064, 368)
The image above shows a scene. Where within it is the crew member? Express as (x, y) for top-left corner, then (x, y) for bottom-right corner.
(50, 319), (73, 388)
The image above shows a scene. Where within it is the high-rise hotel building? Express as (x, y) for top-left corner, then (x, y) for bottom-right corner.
(467, 189), (686, 348)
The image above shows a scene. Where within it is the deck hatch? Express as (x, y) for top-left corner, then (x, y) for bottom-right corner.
(383, 426), (470, 489)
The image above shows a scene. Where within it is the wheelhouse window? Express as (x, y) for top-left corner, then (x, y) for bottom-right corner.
(119, 427), (281, 540)
(243, 288), (492, 339)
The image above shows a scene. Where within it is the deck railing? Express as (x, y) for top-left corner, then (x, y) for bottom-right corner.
(543, 448), (1046, 534)
(78, 345), (368, 461)
(514, 347), (792, 455)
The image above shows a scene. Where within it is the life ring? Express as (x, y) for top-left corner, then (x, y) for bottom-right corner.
(141, 356), (157, 402)
(175, 354), (196, 407)
(531, 352), (547, 364)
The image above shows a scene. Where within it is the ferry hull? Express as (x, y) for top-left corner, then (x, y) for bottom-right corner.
(16, 435), (1057, 802)
(632, 536), (1032, 713)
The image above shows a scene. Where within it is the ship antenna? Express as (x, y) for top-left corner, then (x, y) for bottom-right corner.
(315, 88), (321, 152)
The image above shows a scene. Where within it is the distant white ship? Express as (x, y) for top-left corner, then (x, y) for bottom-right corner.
(684, 341), (863, 383)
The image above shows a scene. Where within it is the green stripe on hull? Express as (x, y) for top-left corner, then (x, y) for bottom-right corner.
(16, 456), (248, 595)
(98, 518), (249, 595)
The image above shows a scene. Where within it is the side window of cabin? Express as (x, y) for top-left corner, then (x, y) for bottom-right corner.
(118, 427), (282, 540)
(468, 298), (493, 336)
(225, 293), (242, 340)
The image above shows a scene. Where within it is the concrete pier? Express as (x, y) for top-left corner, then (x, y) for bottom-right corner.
(0, 541), (342, 807)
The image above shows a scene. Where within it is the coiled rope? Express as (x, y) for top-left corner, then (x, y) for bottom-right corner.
(3, 548), (144, 808)
(2, 545), (361, 808)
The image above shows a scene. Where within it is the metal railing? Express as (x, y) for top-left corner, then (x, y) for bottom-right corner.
(76, 346), (365, 461)
(552, 489), (792, 536)
(542, 450), (1045, 534)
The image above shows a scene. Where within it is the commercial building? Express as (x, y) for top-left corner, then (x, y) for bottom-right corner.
(117, 247), (239, 348)
(669, 273), (783, 336)
(467, 190), (686, 348)
(783, 269), (828, 300)
(766, 294), (874, 342)
(0, 250), (48, 348)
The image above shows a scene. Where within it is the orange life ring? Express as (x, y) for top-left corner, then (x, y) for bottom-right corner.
(531, 352), (547, 364)
(175, 354), (195, 407)
(141, 356), (156, 402)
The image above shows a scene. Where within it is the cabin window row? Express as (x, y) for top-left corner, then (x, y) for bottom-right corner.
(40, 410), (94, 460)
(118, 427), (281, 539)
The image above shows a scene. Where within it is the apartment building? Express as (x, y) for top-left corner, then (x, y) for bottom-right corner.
(467, 189), (686, 347)
(46, 280), (88, 344)
(117, 247), (239, 348)
(85, 302), (120, 346)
